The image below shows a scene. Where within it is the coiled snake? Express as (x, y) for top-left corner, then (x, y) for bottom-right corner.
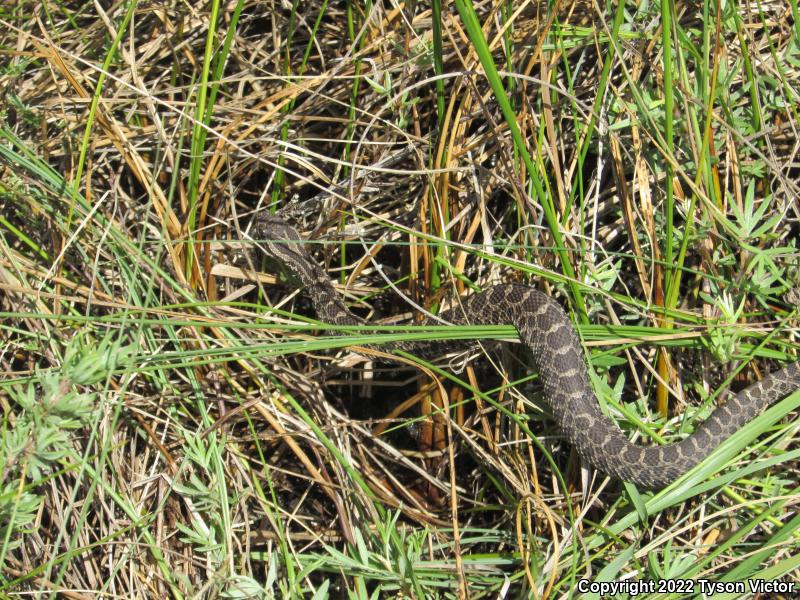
(254, 214), (800, 488)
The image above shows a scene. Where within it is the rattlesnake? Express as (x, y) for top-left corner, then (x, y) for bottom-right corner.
(254, 214), (799, 488)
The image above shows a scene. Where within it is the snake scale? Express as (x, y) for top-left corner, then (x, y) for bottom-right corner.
(254, 214), (800, 488)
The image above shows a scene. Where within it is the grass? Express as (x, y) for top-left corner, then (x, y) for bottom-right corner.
(1, 0), (799, 597)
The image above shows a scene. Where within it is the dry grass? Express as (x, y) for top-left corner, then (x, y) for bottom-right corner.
(1, 0), (799, 597)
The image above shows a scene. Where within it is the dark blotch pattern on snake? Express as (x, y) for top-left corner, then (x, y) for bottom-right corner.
(254, 214), (800, 488)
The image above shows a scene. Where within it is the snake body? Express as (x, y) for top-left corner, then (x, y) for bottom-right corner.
(255, 214), (800, 488)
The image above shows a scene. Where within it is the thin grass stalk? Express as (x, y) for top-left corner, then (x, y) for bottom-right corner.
(453, 0), (587, 321)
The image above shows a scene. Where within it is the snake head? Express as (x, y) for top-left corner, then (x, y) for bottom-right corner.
(252, 213), (316, 286)
(254, 213), (303, 242)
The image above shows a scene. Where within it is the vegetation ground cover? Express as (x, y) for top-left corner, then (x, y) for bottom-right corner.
(1, 0), (799, 597)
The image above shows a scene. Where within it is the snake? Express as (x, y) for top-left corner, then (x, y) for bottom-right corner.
(253, 214), (800, 488)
